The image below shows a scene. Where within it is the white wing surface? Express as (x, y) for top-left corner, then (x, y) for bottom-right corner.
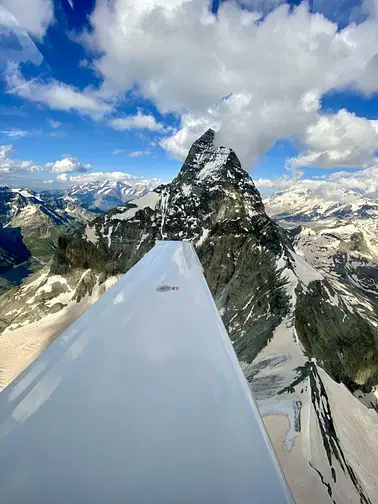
(0, 241), (294, 503)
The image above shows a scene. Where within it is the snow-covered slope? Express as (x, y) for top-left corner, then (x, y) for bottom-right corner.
(266, 186), (378, 254)
(64, 178), (165, 212)
(266, 184), (378, 409)
(1, 131), (378, 503)
(266, 185), (378, 224)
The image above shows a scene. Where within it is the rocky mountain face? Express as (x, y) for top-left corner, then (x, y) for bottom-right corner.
(1, 131), (378, 503)
(266, 186), (378, 393)
(0, 186), (94, 290)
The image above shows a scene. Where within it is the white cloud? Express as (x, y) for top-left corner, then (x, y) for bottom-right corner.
(47, 119), (62, 129)
(52, 155), (92, 174)
(111, 148), (124, 155)
(325, 164), (378, 198)
(128, 150), (151, 157)
(256, 161), (378, 200)
(78, 59), (89, 68)
(0, 0), (54, 39)
(0, 129), (30, 138)
(0, 144), (43, 173)
(288, 109), (378, 169)
(0, 6), (44, 66)
(81, 0), (378, 166)
(160, 114), (214, 159)
(108, 110), (165, 131)
(4, 0), (378, 173)
(254, 178), (277, 188)
(56, 173), (69, 182)
(5, 62), (112, 119)
(56, 170), (166, 189)
(57, 171), (144, 184)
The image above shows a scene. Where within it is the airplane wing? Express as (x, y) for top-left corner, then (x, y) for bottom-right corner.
(0, 241), (294, 503)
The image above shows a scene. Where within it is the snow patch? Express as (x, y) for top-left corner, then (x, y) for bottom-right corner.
(111, 191), (159, 221)
(195, 147), (231, 181)
(85, 225), (98, 245)
(181, 184), (191, 197)
(196, 228), (210, 247)
(291, 252), (323, 287)
(38, 275), (69, 295)
(137, 232), (149, 250)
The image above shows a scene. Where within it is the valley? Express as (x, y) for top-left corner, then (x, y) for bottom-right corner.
(0, 186), (95, 291)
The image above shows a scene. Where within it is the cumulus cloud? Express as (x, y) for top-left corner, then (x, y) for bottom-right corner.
(111, 148), (124, 155)
(288, 110), (378, 169)
(57, 171), (133, 183)
(108, 110), (165, 131)
(160, 114), (214, 159)
(0, 0), (53, 39)
(80, 0), (378, 166)
(56, 171), (164, 186)
(0, 144), (43, 173)
(4, 0), (378, 173)
(326, 164), (378, 198)
(256, 161), (378, 200)
(52, 155), (92, 174)
(254, 178), (278, 188)
(5, 62), (112, 119)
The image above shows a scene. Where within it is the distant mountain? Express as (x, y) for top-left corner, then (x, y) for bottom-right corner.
(62, 179), (165, 212)
(0, 178), (163, 289)
(1, 130), (378, 503)
(265, 185), (378, 224)
(266, 185), (378, 314)
(0, 186), (95, 290)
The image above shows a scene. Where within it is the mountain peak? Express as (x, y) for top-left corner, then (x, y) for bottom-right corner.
(174, 129), (261, 202)
(196, 128), (216, 144)
(177, 128), (235, 184)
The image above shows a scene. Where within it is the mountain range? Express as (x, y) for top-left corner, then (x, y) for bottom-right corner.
(0, 131), (378, 503)
(42, 178), (165, 213)
(266, 186), (378, 400)
(266, 185), (378, 228)
(0, 177), (164, 291)
(0, 186), (94, 291)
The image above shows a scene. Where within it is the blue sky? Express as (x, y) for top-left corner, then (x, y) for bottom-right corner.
(0, 0), (182, 187)
(1, 0), (378, 197)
